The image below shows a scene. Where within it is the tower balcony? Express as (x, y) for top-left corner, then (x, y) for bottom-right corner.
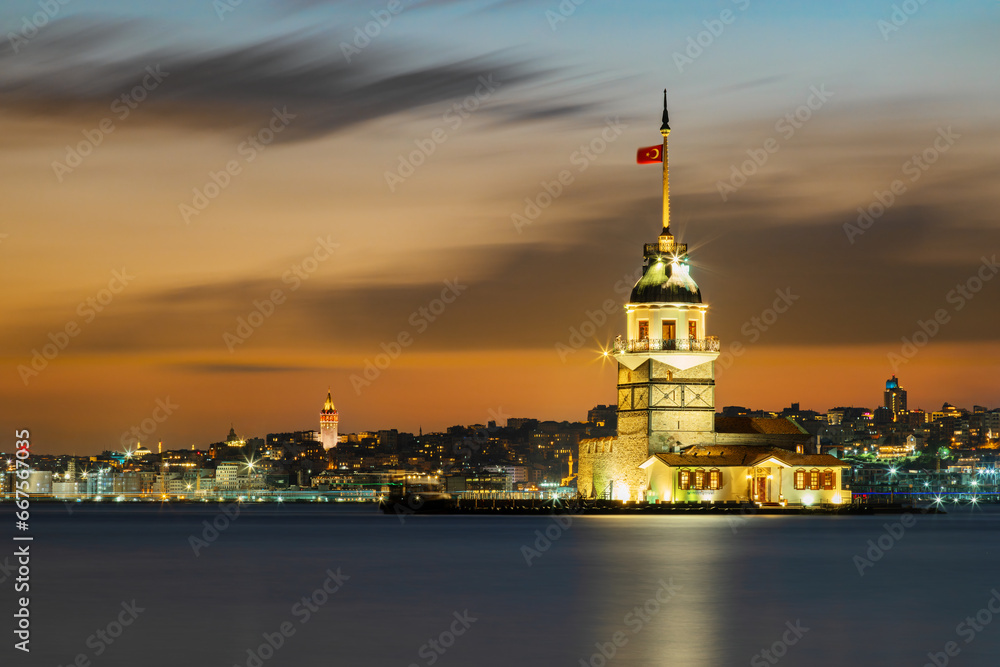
(614, 337), (720, 354)
(644, 242), (688, 259)
(612, 336), (720, 372)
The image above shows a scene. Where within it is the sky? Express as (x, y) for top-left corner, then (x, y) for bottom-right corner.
(1, 0), (998, 454)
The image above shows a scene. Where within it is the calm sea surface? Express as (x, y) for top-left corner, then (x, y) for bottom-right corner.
(15, 503), (1000, 666)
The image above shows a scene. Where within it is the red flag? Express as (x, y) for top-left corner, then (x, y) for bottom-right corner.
(636, 144), (663, 164)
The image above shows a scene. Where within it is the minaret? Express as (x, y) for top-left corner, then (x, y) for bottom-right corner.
(320, 389), (339, 451)
(593, 92), (721, 500)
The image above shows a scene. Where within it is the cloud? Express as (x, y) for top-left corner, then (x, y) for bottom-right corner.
(0, 15), (599, 140)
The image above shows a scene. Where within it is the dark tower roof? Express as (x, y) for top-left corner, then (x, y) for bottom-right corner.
(630, 256), (702, 304)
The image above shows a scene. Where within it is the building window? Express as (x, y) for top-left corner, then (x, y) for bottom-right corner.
(638, 320), (649, 340)
(823, 469), (835, 490)
(694, 469), (706, 490)
(708, 469), (722, 490)
(809, 470), (820, 490)
(794, 470), (805, 490)
(662, 320), (676, 341)
(679, 470), (690, 490)
(688, 320), (697, 338)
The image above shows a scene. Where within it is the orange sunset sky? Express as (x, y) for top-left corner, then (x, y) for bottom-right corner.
(1, 1), (998, 454)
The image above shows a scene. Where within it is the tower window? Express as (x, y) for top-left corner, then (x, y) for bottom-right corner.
(662, 320), (676, 341)
(638, 320), (649, 340)
(688, 320), (697, 339)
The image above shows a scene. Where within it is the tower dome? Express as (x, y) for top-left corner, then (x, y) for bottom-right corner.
(630, 251), (702, 304)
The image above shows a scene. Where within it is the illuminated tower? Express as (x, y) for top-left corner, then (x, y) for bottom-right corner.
(320, 389), (339, 450)
(884, 376), (907, 422)
(581, 92), (720, 501)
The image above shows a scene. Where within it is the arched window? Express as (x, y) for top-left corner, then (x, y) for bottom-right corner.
(679, 470), (691, 490)
(709, 469), (722, 490)
(794, 470), (806, 490)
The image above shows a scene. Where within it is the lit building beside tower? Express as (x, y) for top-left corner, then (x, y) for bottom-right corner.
(320, 389), (339, 450)
(577, 93), (847, 504)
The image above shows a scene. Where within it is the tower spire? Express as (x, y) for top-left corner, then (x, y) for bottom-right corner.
(660, 89), (671, 234)
(660, 89), (670, 131)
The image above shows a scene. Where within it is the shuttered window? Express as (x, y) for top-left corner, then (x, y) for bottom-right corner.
(709, 469), (722, 490)
(794, 470), (805, 490)
(679, 470), (690, 490)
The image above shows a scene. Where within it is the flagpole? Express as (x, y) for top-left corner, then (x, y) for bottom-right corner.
(660, 89), (670, 232)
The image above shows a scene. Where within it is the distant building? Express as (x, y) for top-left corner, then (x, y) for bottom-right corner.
(587, 405), (617, 429)
(210, 425), (247, 459)
(320, 389), (339, 451)
(884, 376), (907, 422)
(27, 470), (53, 495)
(215, 462), (243, 491)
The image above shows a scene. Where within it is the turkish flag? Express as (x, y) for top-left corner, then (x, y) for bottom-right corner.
(636, 144), (662, 164)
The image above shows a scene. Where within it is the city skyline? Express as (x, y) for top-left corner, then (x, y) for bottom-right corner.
(2, 0), (999, 454)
